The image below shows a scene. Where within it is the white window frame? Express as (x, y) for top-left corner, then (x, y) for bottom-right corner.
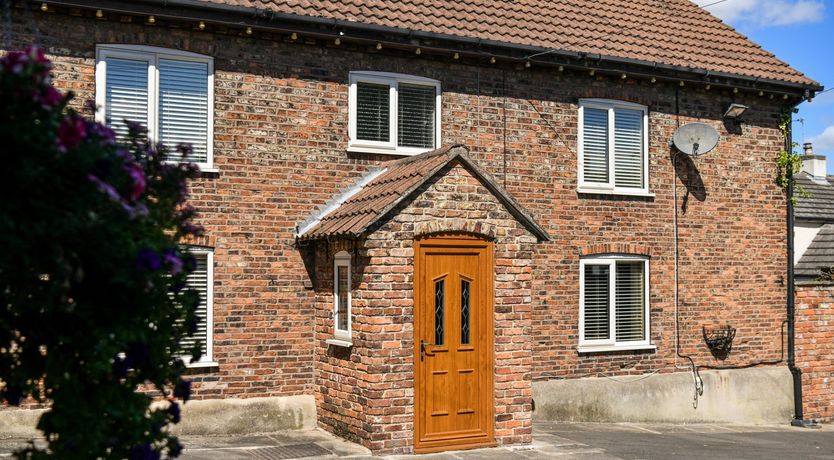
(95, 44), (216, 171)
(348, 71), (441, 156)
(577, 99), (650, 196)
(329, 251), (352, 346)
(578, 255), (654, 353)
(185, 247), (216, 368)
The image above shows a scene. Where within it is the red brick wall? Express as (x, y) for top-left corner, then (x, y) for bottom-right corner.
(311, 163), (537, 454)
(9, 7), (788, 421)
(795, 283), (834, 421)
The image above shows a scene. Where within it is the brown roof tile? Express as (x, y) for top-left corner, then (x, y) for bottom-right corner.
(203, 0), (816, 86)
(297, 145), (550, 241)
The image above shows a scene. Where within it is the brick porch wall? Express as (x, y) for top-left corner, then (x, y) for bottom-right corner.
(312, 162), (537, 454)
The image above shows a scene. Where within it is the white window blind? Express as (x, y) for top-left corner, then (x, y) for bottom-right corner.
(583, 264), (610, 340)
(159, 59), (209, 164)
(356, 82), (390, 143)
(96, 45), (214, 169)
(397, 83), (435, 148)
(582, 108), (609, 184)
(105, 57), (149, 141)
(349, 72), (440, 155)
(580, 257), (650, 350)
(614, 109), (644, 189)
(615, 261), (645, 342)
(579, 100), (648, 194)
(180, 251), (210, 359)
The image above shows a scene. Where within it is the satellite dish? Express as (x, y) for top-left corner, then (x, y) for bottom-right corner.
(673, 123), (719, 156)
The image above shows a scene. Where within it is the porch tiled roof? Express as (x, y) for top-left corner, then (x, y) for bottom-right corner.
(205, 0), (817, 87)
(296, 145), (549, 241)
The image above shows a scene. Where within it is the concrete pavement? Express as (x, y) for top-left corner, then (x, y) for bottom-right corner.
(2, 422), (831, 459)
(179, 422), (834, 459)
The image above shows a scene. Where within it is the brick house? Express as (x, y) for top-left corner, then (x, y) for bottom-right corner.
(791, 144), (834, 422)
(2, 0), (826, 454)
(795, 143), (834, 281)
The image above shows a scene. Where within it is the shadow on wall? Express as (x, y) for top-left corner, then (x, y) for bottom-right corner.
(672, 151), (707, 214)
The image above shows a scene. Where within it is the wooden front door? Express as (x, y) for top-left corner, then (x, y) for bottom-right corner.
(414, 234), (494, 453)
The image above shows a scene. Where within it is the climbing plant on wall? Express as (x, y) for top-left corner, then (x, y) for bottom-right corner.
(776, 108), (809, 204)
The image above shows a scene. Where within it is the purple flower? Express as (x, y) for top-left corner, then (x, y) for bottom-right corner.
(123, 202), (150, 219)
(115, 147), (132, 161)
(2, 50), (28, 75)
(167, 401), (181, 423)
(163, 249), (183, 275)
(125, 120), (148, 137)
(136, 249), (161, 271)
(57, 115), (87, 151)
(179, 222), (204, 237)
(124, 162), (146, 202)
(173, 379), (192, 402)
(40, 86), (63, 111)
(28, 46), (49, 66)
(88, 174), (122, 203)
(88, 121), (116, 146)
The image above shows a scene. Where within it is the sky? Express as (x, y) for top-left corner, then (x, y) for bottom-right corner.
(698, 0), (834, 171)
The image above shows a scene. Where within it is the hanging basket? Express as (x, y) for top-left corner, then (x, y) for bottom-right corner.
(703, 325), (736, 357)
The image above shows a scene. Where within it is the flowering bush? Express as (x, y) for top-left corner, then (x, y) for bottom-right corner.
(0, 47), (203, 459)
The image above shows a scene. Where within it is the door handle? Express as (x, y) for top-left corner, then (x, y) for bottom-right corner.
(420, 340), (435, 361)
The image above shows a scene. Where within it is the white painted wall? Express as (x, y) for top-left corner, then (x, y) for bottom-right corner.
(795, 222), (823, 262)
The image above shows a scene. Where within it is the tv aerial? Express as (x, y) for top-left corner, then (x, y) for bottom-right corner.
(672, 123), (719, 156)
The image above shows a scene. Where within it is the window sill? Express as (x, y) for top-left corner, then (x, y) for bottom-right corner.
(577, 187), (654, 198)
(186, 360), (219, 368)
(577, 344), (656, 354)
(347, 146), (432, 157)
(326, 338), (353, 348)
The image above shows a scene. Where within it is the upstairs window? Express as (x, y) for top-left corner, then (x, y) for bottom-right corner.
(348, 71), (440, 156)
(578, 99), (649, 195)
(579, 256), (652, 352)
(95, 45), (214, 170)
(180, 247), (215, 366)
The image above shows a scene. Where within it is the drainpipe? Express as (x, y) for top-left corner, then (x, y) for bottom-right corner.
(786, 119), (816, 428)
